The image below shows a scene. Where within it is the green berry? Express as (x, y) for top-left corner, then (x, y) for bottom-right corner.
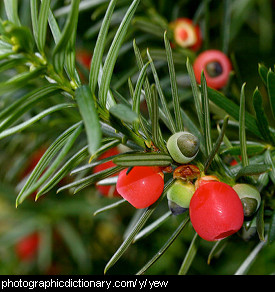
(167, 132), (200, 164)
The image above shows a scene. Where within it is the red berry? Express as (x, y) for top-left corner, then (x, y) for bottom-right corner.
(172, 18), (202, 51)
(116, 166), (164, 209)
(193, 50), (232, 89)
(93, 147), (121, 197)
(76, 49), (92, 82)
(229, 156), (242, 166)
(230, 159), (238, 166)
(21, 147), (46, 179)
(20, 147), (47, 200)
(15, 232), (40, 261)
(76, 50), (92, 69)
(189, 181), (244, 241)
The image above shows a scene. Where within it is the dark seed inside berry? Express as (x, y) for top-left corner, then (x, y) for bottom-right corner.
(168, 200), (188, 215)
(206, 61), (223, 77)
(241, 197), (258, 217)
(177, 133), (199, 158)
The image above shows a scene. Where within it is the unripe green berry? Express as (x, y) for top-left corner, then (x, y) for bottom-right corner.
(233, 184), (261, 217)
(167, 132), (200, 164)
(167, 180), (195, 210)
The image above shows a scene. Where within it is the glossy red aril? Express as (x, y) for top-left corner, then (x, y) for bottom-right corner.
(189, 181), (244, 241)
(15, 232), (40, 261)
(193, 49), (232, 89)
(93, 147), (121, 197)
(116, 166), (164, 209)
(172, 18), (202, 51)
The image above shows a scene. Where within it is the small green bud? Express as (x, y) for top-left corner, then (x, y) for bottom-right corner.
(167, 131), (199, 164)
(12, 44), (20, 52)
(4, 22), (34, 53)
(70, 80), (78, 90)
(233, 184), (261, 217)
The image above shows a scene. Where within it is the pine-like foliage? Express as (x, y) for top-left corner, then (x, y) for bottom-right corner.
(0, 0), (274, 275)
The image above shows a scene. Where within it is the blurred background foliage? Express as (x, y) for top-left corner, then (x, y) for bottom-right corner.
(0, 0), (274, 275)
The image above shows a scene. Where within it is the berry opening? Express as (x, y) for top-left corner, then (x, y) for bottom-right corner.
(193, 50), (232, 89)
(206, 61), (223, 77)
(172, 18), (202, 51)
(179, 29), (189, 41)
(214, 230), (237, 240)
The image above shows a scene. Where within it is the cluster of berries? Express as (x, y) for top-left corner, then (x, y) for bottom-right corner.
(94, 131), (261, 242)
(171, 17), (232, 90)
(89, 16), (257, 241)
(76, 17), (232, 91)
(14, 16), (256, 263)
